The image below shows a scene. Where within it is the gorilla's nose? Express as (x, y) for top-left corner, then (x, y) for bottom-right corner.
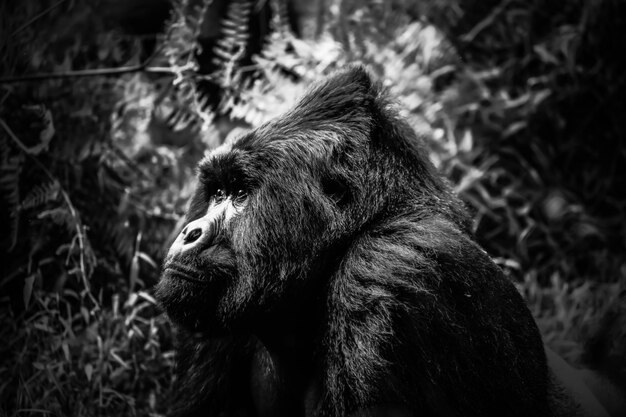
(171, 215), (218, 255)
(183, 227), (203, 245)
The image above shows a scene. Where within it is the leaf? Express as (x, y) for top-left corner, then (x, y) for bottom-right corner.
(62, 342), (70, 362)
(85, 363), (93, 382)
(22, 105), (55, 155)
(126, 292), (139, 309)
(137, 291), (157, 305)
(136, 252), (157, 268)
(533, 44), (559, 64)
(503, 121), (527, 138)
(129, 255), (140, 290)
(458, 129), (473, 153)
(23, 273), (36, 309)
(81, 306), (90, 324)
(109, 350), (131, 369)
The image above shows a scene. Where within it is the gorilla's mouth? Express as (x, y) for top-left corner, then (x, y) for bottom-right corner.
(163, 262), (204, 283)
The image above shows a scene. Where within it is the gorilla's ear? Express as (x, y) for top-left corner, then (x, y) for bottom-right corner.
(291, 65), (381, 129)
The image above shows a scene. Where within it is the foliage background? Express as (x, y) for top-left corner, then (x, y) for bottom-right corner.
(1, 0), (625, 415)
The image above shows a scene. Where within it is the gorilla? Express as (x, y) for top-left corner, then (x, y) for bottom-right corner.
(154, 66), (621, 416)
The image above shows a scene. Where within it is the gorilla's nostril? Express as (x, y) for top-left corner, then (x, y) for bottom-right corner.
(184, 228), (202, 244)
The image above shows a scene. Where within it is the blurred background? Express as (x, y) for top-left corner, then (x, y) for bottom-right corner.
(1, 0), (625, 415)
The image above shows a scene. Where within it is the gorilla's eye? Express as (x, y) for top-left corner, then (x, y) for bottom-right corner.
(215, 188), (226, 203)
(234, 189), (247, 206)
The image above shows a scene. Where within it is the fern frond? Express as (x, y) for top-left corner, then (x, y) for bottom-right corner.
(164, 0), (210, 67)
(213, 0), (253, 81)
(0, 144), (23, 250)
(0, 156), (21, 209)
(20, 180), (60, 210)
(159, 0), (215, 133)
(38, 206), (76, 231)
(269, 0), (292, 34)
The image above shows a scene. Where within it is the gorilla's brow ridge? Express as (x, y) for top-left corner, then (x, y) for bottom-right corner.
(198, 152), (250, 192)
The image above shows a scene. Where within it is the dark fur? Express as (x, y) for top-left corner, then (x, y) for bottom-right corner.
(155, 66), (555, 416)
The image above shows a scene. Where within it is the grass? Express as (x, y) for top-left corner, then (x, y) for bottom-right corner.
(1, 292), (174, 416)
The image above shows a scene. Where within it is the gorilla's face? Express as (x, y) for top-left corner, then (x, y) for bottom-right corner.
(155, 70), (381, 333)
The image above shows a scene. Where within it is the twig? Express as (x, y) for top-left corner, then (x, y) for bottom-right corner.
(0, 38), (172, 84)
(11, 0), (69, 36)
(0, 66), (176, 84)
(460, 0), (513, 43)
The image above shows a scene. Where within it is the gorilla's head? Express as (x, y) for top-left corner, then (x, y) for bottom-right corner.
(155, 66), (467, 333)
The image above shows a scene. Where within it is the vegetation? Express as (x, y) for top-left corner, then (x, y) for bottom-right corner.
(1, 0), (624, 415)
